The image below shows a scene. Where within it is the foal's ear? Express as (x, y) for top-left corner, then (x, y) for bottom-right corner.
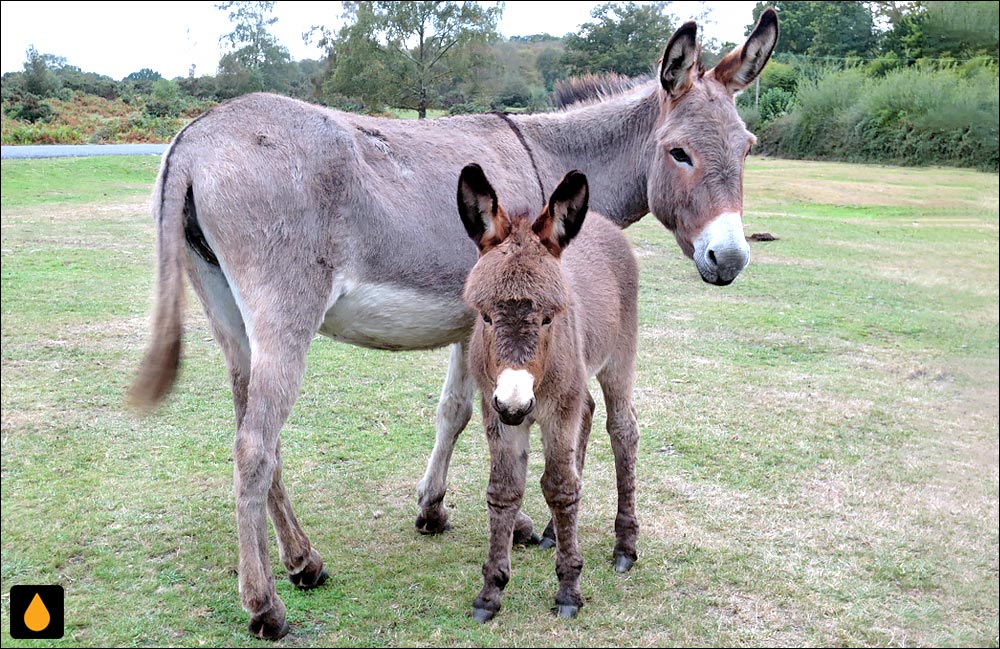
(458, 163), (508, 252)
(534, 170), (588, 257)
(709, 7), (778, 94)
(659, 21), (699, 99)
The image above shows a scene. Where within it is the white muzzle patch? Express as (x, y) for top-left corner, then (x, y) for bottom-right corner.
(693, 212), (751, 285)
(493, 369), (535, 412)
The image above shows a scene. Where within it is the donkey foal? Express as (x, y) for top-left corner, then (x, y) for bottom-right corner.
(458, 163), (640, 622)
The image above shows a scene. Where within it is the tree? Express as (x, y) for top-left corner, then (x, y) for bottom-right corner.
(22, 45), (59, 98)
(216, 1), (293, 93)
(750, 1), (877, 59)
(321, 1), (503, 118)
(561, 2), (675, 78)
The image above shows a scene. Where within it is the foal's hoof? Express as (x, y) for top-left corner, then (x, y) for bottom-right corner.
(614, 555), (635, 573)
(537, 536), (556, 550)
(557, 604), (579, 618)
(248, 612), (290, 641)
(472, 607), (496, 623)
(513, 528), (543, 546)
(290, 568), (328, 590)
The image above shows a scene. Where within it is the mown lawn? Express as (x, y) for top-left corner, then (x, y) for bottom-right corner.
(1, 155), (997, 647)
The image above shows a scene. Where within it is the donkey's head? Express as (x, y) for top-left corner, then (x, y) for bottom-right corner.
(647, 8), (778, 286)
(458, 163), (587, 426)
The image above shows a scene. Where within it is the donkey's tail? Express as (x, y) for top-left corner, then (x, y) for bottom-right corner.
(127, 149), (189, 413)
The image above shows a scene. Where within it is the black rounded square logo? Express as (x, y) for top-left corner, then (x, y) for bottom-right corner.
(9, 585), (64, 639)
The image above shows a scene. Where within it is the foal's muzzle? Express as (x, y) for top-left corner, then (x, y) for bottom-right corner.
(492, 395), (535, 426)
(492, 368), (536, 426)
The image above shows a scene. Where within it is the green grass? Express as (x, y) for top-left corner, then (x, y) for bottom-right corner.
(1, 156), (997, 647)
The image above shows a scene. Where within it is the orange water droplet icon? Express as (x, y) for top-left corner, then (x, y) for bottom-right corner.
(24, 592), (51, 632)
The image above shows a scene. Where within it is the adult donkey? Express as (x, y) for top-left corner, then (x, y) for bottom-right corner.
(129, 11), (777, 640)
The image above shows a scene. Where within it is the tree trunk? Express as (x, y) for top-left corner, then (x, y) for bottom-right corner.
(418, 86), (427, 120)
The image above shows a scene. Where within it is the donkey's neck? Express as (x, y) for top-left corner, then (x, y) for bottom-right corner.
(517, 85), (660, 228)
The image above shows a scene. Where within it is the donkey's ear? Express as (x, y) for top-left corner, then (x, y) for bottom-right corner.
(534, 170), (588, 256)
(659, 21), (699, 98)
(709, 7), (778, 94)
(458, 163), (507, 251)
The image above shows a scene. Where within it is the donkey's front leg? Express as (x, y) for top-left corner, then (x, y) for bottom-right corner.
(416, 341), (475, 534)
(472, 416), (530, 623)
(540, 415), (584, 618)
(539, 389), (595, 550)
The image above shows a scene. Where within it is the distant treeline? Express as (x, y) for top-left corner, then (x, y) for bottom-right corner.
(2, 1), (997, 171)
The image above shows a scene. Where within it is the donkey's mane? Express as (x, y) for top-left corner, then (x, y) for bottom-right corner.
(550, 72), (655, 110)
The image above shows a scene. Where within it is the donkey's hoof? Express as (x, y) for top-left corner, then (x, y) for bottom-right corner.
(290, 567), (328, 590)
(472, 607), (496, 623)
(538, 536), (557, 550)
(614, 555), (635, 573)
(248, 612), (290, 641)
(557, 604), (579, 618)
(415, 510), (451, 535)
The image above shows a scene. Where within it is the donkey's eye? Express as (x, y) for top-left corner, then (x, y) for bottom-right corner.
(669, 148), (692, 165)
(482, 313), (492, 325)
(542, 316), (552, 326)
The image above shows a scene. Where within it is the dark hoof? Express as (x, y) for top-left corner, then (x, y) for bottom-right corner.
(614, 555), (635, 573)
(472, 607), (496, 623)
(248, 614), (290, 641)
(290, 567), (328, 590)
(513, 529), (543, 546)
(538, 536), (556, 550)
(415, 512), (451, 535)
(557, 604), (579, 618)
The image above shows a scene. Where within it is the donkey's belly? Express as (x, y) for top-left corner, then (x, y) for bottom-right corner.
(319, 279), (473, 351)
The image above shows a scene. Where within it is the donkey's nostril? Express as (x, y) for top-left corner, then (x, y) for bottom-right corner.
(491, 394), (502, 413)
(707, 248), (718, 266)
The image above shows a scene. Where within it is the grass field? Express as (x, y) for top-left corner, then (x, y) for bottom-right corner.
(1, 155), (997, 647)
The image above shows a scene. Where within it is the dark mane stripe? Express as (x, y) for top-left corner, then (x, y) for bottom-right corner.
(551, 72), (654, 110)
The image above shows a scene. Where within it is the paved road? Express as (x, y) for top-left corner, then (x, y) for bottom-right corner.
(1, 144), (169, 160)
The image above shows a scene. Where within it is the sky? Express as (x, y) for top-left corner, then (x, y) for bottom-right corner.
(0, 1), (760, 81)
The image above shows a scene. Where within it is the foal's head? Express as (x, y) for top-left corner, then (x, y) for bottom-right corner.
(647, 8), (778, 286)
(458, 163), (588, 426)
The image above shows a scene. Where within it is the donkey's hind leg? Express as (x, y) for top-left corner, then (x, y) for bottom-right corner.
(218, 269), (329, 640)
(188, 255), (328, 600)
(597, 355), (639, 573)
(416, 340), (475, 534)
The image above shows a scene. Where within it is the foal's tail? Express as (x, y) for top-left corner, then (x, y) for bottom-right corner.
(127, 149), (189, 413)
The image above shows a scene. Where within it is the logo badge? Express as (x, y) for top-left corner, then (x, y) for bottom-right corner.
(9, 585), (64, 639)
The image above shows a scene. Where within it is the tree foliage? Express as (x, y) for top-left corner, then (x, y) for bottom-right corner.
(561, 2), (675, 77)
(216, 1), (293, 94)
(750, 1), (877, 59)
(320, 1), (503, 118)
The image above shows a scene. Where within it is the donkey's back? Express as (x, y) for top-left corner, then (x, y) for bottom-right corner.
(562, 212), (639, 379)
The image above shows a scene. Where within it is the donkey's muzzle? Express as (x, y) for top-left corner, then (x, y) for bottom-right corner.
(694, 212), (751, 286)
(492, 394), (535, 426)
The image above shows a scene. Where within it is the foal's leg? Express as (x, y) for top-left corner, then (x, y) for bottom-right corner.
(539, 411), (584, 618)
(539, 389), (594, 549)
(416, 340), (476, 534)
(472, 411), (531, 623)
(597, 356), (640, 573)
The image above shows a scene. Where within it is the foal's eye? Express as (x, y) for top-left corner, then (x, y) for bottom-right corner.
(669, 148), (692, 165)
(541, 316), (552, 326)
(482, 313), (492, 325)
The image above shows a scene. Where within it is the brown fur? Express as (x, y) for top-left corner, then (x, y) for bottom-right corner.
(459, 164), (640, 621)
(128, 11), (778, 638)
